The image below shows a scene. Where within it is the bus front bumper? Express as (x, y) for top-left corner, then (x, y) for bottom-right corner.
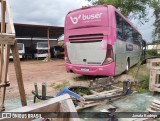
(66, 62), (115, 76)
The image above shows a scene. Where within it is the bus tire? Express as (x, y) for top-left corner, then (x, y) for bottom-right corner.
(125, 59), (130, 73)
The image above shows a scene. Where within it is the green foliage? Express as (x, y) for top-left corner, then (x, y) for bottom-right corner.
(146, 49), (158, 56)
(72, 88), (91, 96)
(152, 40), (160, 44)
(150, 0), (160, 39)
(127, 64), (150, 93)
(86, 0), (149, 21)
(137, 75), (150, 93)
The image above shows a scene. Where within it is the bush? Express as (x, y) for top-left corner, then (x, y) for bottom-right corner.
(146, 49), (158, 57)
(137, 75), (150, 93)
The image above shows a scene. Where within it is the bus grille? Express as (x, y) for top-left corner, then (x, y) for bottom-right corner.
(69, 33), (103, 43)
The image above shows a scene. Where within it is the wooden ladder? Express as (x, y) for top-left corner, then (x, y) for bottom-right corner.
(0, 0), (27, 111)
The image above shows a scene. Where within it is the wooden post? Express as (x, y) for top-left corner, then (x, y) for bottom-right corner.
(47, 27), (51, 61)
(0, 45), (10, 110)
(11, 42), (27, 106)
(0, 0), (8, 111)
(0, 0), (6, 83)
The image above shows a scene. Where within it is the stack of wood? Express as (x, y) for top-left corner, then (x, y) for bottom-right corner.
(148, 58), (160, 92)
(147, 100), (160, 113)
(75, 77), (132, 110)
(133, 99), (160, 121)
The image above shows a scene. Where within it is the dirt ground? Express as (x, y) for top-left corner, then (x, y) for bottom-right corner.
(7, 59), (136, 100)
(7, 59), (88, 100)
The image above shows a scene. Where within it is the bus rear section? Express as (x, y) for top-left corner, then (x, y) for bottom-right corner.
(64, 5), (116, 76)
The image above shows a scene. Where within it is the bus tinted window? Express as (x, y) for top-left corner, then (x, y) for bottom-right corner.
(124, 22), (133, 43)
(116, 13), (123, 40)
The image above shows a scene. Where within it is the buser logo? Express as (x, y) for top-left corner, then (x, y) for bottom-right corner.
(70, 13), (103, 24)
(70, 15), (81, 25)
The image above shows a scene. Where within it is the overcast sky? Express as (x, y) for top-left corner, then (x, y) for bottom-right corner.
(8, 0), (154, 43)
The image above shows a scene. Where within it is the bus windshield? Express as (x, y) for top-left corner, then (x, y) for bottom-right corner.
(17, 43), (23, 50)
(38, 43), (48, 48)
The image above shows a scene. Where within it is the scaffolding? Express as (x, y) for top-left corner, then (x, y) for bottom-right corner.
(0, 0), (27, 111)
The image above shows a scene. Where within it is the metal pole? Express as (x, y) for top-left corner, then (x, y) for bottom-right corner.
(42, 82), (46, 100)
(47, 27), (51, 61)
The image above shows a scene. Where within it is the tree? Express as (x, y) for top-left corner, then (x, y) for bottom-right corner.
(86, 0), (150, 22)
(150, 0), (160, 39)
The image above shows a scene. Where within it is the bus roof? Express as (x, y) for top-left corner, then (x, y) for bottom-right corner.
(67, 5), (141, 34)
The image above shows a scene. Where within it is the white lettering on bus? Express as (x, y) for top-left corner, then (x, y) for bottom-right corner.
(70, 13), (103, 24)
(82, 13), (103, 20)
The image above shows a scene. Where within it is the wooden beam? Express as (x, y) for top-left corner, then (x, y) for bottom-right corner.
(0, 45), (10, 111)
(0, 45), (4, 83)
(5, 0), (15, 34)
(0, 0), (6, 83)
(60, 97), (79, 121)
(0, 94), (79, 121)
(1, 0), (6, 33)
(0, 33), (15, 45)
(11, 41), (27, 106)
(47, 27), (51, 61)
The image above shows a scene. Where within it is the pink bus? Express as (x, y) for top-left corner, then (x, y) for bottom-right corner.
(64, 5), (143, 76)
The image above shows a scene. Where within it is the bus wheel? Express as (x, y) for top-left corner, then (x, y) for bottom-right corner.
(125, 59), (130, 73)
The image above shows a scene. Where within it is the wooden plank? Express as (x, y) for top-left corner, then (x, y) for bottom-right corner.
(149, 70), (157, 92)
(0, 45), (4, 83)
(1, 0), (6, 33)
(0, 94), (77, 121)
(83, 89), (121, 98)
(154, 88), (160, 92)
(154, 84), (160, 87)
(0, 45), (10, 111)
(0, 33), (15, 45)
(156, 70), (160, 75)
(47, 28), (51, 61)
(0, 0), (6, 84)
(151, 103), (160, 109)
(60, 97), (79, 121)
(147, 108), (155, 112)
(150, 105), (160, 111)
(90, 90), (99, 94)
(153, 100), (160, 105)
(5, 0), (15, 34)
(76, 102), (103, 111)
(147, 58), (160, 69)
(111, 85), (123, 89)
(11, 41), (27, 106)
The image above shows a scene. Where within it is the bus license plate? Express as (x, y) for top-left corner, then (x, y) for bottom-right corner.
(81, 68), (89, 71)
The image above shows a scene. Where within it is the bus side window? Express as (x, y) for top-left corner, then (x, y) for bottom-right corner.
(115, 13), (123, 40)
(124, 22), (133, 43)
